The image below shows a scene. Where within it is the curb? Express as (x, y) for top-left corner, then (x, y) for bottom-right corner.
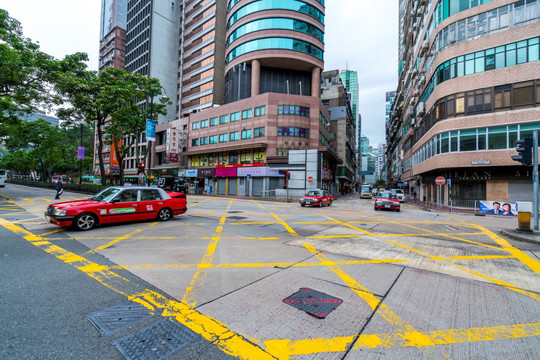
(500, 229), (540, 245)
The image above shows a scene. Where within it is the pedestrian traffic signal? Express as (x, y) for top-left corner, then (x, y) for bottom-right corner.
(511, 138), (533, 165)
(137, 163), (146, 174)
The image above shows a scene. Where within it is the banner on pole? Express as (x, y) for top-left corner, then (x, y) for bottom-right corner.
(77, 146), (85, 160)
(146, 119), (156, 141)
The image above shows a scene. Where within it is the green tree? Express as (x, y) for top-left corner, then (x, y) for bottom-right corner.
(0, 9), (87, 124)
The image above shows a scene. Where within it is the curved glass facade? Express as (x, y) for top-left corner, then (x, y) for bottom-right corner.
(227, 17), (324, 45)
(417, 36), (539, 111)
(226, 37), (323, 63)
(227, 0), (324, 29)
(228, 0), (325, 11)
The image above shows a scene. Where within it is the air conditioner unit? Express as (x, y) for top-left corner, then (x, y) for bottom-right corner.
(411, 118), (416, 125)
(419, 40), (429, 56)
(417, 102), (425, 116)
(418, 75), (426, 85)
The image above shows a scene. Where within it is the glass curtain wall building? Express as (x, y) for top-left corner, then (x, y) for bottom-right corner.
(387, 0), (540, 206)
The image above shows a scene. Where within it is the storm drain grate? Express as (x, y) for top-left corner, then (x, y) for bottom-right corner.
(283, 288), (343, 319)
(87, 301), (153, 336)
(112, 317), (199, 360)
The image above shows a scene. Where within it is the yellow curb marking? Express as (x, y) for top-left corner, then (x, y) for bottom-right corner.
(182, 199), (233, 308)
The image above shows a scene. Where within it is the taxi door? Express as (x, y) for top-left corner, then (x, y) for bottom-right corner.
(138, 189), (164, 219)
(99, 189), (141, 224)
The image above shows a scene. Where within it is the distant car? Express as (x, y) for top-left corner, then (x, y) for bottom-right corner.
(300, 190), (333, 207)
(360, 185), (372, 199)
(374, 192), (401, 212)
(44, 186), (187, 231)
(391, 188), (405, 202)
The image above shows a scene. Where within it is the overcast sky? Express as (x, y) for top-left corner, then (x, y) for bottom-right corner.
(0, 0), (398, 146)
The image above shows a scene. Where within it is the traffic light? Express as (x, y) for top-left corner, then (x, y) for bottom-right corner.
(137, 163), (146, 174)
(511, 137), (533, 165)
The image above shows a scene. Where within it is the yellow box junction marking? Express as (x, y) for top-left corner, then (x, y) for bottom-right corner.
(0, 217), (276, 360)
(86, 229), (144, 254)
(182, 199), (234, 308)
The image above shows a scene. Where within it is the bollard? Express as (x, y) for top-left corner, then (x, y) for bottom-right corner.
(516, 201), (533, 232)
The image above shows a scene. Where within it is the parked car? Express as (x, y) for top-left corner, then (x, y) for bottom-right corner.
(360, 185), (372, 199)
(391, 188), (405, 202)
(299, 189), (333, 207)
(44, 186), (187, 231)
(374, 191), (401, 212)
(158, 176), (188, 193)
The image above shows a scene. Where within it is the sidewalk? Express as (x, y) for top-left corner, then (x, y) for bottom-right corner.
(500, 228), (540, 245)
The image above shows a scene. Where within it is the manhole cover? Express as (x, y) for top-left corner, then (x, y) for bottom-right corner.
(112, 318), (199, 360)
(283, 288), (343, 319)
(87, 301), (153, 336)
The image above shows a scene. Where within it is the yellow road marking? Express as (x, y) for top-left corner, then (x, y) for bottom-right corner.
(182, 199), (233, 308)
(469, 223), (540, 274)
(271, 213), (297, 236)
(438, 233), (505, 250)
(108, 258), (409, 270)
(448, 255), (515, 260)
(230, 222), (276, 225)
(264, 322), (540, 358)
(187, 198), (209, 208)
(24, 198), (34, 203)
(38, 228), (65, 236)
(40, 198), (52, 202)
(300, 242), (450, 360)
(87, 229), (144, 253)
(322, 215), (373, 235)
(0, 217), (275, 360)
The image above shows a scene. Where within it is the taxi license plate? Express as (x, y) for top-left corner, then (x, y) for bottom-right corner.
(385, 205), (390, 208)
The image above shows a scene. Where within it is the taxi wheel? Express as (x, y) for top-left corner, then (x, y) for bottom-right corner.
(328, 201), (332, 206)
(318, 201), (323, 207)
(158, 208), (173, 221)
(301, 204), (305, 207)
(74, 213), (97, 231)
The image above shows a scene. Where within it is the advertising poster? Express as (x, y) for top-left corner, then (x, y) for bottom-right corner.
(479, 201), (517, 215)
(146, 119), (156, 141)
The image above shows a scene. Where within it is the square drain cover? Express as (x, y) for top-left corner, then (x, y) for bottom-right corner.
(87, 301), (153, 336)
(112, 318), (199, 360)
(283, 288), (343, 319)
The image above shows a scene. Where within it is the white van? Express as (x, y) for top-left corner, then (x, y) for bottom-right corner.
(391, 188), (405, 202)
(0, 169), (7, 187)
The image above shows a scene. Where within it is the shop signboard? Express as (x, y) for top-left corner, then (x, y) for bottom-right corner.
(216, 167), (237, 177)
(199, 168), (215, 178)
(237, 166), (283, 177)
(185, 169), (198, 178)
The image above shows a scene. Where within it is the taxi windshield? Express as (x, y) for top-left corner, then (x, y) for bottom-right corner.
(90, 188), (121, 202)
(306, 191), (323, 196)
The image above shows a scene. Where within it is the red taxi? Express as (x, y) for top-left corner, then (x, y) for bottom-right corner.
(299, 189), (333, 207)
(374, 191), (401, 212)
(45, 186), (187, 231)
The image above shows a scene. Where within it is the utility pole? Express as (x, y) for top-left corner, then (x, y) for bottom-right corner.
(534, 131), (538, 230)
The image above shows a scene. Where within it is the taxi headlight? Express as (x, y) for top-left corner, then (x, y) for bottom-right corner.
(53, 208), (67, 216)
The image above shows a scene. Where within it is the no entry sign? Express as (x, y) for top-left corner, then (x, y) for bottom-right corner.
(435, 176), (446, 185)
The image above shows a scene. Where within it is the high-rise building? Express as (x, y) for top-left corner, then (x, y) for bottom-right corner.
(387, 0), (540, 206)
(99, 0), (127, 71)
(181, 0), (341, 196)
(125, 0), (179, 123)
(321, 70), (357, 193)
(339, 70), (360, 173)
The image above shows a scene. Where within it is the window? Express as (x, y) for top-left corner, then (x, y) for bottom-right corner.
(218, 152), (228, 165)
(241, 129), (252, 139)
(254, 127), (265, 138)
(459, 128), (476, 151)
(242, 109), (252, 119)
(192, 122), (199, 130)
(253, 149), (265, 163)
(209, 135), (217, 144)
(230, 131), (239, 141)
(192, 138), (199, 146)
(210, 117), (218, 126)
(219, 133), (228, 143)
(201, 119), (209, 128)
(513, 81), (534, 107)
(488, 126), (507, 149)
(200, 137), (208, 145)
(191, 155), (200, 167)
(220, 114), (229, 124)
(254, 105), (266, 116)
(229, 152), (239, 164)
(240, 150), (251, 164)
(230, 112), (240, 122)
(508, 125), (518, 148)
(478, 128), (487, 150)
(494, 84), (511, 109)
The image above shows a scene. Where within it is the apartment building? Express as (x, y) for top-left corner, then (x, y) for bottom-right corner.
(387, 0), (540, 206)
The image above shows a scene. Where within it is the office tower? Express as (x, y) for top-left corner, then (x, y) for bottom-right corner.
(387, 0), (540, 205)
(182, 0), (341, 196)
(99, 0), (127, 71)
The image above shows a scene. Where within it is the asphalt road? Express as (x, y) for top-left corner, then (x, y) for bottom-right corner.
(1, 183), (539, 359)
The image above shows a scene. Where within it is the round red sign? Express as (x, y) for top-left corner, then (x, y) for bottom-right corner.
(435, 176), (446, 185)
(307, 176), (314, 183)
